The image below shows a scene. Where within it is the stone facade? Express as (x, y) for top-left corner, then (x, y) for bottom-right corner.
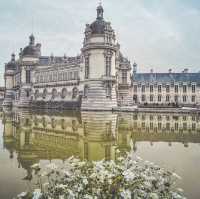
(3, 4), (200, 110)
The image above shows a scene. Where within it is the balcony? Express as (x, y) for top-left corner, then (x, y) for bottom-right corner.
(101, 75), (116, 82)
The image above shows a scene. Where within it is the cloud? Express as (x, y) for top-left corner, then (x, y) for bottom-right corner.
(0, 0), (200, 86)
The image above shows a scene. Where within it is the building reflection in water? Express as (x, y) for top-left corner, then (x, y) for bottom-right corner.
(2, 109), (200, 182)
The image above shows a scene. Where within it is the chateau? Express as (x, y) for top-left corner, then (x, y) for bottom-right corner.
(3, 4), (200, 110)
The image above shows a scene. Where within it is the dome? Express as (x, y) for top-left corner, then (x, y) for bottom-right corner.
(6, 54), (17, 70)
(22, 34), (41, 58)
(88, 4), (113, 35)
(22, 45), (39, 57)
(90, 19), (106, 34)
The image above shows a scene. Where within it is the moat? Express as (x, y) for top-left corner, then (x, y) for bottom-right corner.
(0, 109), (200, 198)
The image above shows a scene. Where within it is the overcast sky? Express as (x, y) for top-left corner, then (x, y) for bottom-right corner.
(0, 0), (200, 86)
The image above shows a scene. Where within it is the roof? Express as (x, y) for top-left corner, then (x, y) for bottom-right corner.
(133, 73), (200, 85)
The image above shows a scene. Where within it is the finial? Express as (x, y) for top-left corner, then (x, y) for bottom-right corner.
(11, 53), (15, 62)
(97, 0), (104, 19)
(29, 34), (35, 45)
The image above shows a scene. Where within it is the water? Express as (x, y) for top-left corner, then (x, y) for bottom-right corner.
(0, 109), (200, 199)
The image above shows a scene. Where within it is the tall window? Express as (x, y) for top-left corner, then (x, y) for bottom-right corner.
(141, 85), (145, 92)
(166, 95), (170, 102)
(106, 56), (111, 76)
(158, 95), (162, 102)
(174, 95), (178, 102)
(183, 85), (187, 93)
(142, 95), (146, 102)
(134, 85), (137, 92)
(85, 57), (89, 79)
(150, 85), (153, 92)
(192, 95), (196, 103)
(106, 84), (112, 98)
(192, 85), (196, 93)
(158, 85), (162, 93)
(183, 95), (187, 102)
(26, 70), (31, 83)
(150, 95), (154, 102)
(166, 85), (170, 93)
(175, 85), (178, 93)
(122, 71), (127, 84)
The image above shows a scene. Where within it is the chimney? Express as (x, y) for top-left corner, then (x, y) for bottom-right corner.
(168, 69), (172, 73)
(150, 69), (154, 73)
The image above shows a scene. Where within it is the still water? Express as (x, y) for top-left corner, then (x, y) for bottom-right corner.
(0, 109), (200, 199)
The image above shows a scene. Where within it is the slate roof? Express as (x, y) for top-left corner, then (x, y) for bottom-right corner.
(133, 73), (200, 85)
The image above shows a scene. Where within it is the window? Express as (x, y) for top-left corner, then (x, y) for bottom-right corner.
(106, 56), (111, 76)
(158, 95), (162, 102)
(35, 90), (39, 99)
(134, 85), (137, 92)
(85, 56), (89, 79)
(61, 88), (67, 99)
(158, 85), (162, 92)
(52, 89), (57, 99)
(192, 85), (196, 93)
(43, 89), (47, 99)
(72, 87), (78, 99)
(192, 96), (196, 103)
(175, 85), (178, 93)
(174, 95), (178, 102)
(183, 95), (187, 102)
(141, 85), (145, 92)
(142, 95), (146, 102)
(84, 85), (89, 98)
(183, 85), (187, 93)
(106, 84), (112, 98)
(133, 95), (137, 103)
(166, 95), (170, 102)
(150, 85), (153, 92)
(26, 70), (31, 83)
(166, 85), (170, 93)
(122, 71), (127, 84)
(150, 95), (154, 102)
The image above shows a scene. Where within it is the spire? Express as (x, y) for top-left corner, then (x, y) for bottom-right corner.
(29, 34), (35, 46)
(97, 1), (104, 20)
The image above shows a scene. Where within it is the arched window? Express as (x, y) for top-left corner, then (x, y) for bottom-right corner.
(43, 89), (47, 99)
(72, 87), (78, 99)
(52, 89), (57, 99)
(35, 90), (39, 99)
(84, 85), (89, 98)
(61, 88), (67, 99)
(51, 118), (56, 128)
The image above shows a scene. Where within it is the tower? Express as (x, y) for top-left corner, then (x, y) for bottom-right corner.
(17, 34), (41, 107)
(3, 53), (17, 107)
(81, 4), (118, 110)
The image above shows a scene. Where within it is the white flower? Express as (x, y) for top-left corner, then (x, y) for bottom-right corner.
(149, 193), (159, 199)
(33, 189), (42, 199)
(31, 163), (40, 169)
(120, 189), (131, 199)
(46, 163), (58, 170)
(83, 178), (88, 185)
(17, 192), (27, 197)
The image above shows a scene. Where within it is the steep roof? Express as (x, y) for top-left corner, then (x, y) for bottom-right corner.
(133, 73), (200, 85)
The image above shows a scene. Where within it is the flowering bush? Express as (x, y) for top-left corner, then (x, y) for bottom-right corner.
(15, 151), (186, 199)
